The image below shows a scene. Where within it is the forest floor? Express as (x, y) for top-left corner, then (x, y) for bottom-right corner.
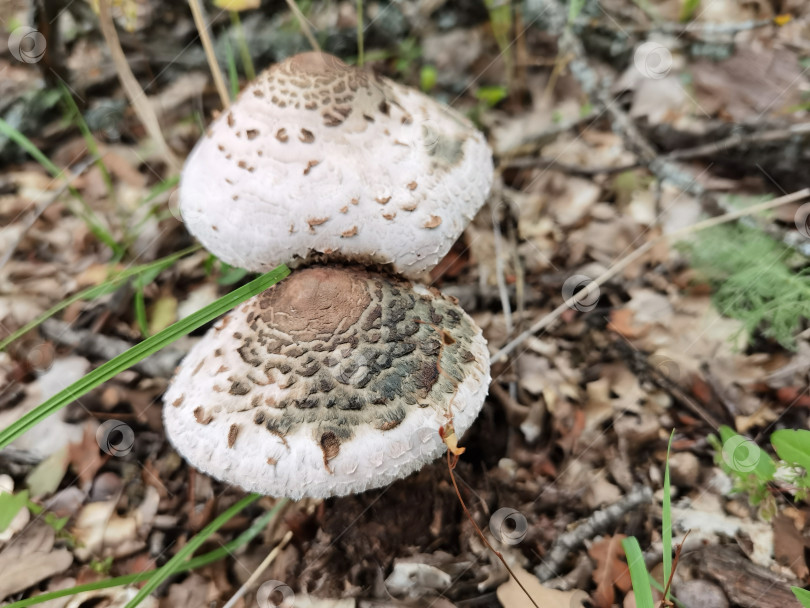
(1, 0), (810, 606)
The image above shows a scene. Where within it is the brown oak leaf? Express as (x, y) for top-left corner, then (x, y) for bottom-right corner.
(589, 534), (633, 608)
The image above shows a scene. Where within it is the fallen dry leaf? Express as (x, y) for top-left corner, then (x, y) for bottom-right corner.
(0, 522), (73, 601)
(497, 566), (588, 608)
(589, 534), (632, 608)
(773, 510), (809, 581)
(67, 423), (105, 492)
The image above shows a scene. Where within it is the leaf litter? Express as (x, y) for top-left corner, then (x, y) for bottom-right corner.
(1, 0), (810, 606)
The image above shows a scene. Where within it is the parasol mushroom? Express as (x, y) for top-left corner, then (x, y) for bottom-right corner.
(163, 266), (490, 499)
(178, 51), (493, 279)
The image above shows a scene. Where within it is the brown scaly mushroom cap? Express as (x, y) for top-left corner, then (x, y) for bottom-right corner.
(179, 52), (493, 279)
(162, 267), (490, 498)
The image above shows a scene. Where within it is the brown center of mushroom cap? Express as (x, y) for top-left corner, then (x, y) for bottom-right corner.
(174, 267), (486, 469)
(287, 51), (347, 76)
(256, 267), (369, 342)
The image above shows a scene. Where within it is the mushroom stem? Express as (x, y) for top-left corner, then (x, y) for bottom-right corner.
(188, 0), (231, 109)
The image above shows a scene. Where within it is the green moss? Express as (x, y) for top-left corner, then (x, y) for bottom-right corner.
(679, 223), (810, 349)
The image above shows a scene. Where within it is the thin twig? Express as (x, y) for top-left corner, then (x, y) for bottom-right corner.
(504, 156), (641, 176)
(285, 0), (320, 52)
(492, 204), (513, 334)
(492, 188), (810, 363)
(665, 122), (810, 161)
(188, 0), (231, 109)
(97, 0), (181, 172)
(604, 17), (776, 36)
(40, 318), (185, 378)
(534, 485), (653, 582)
(445, 450), (540, 608)
(222, 530), (293, 608)
(541, 0), (706, 199)
(505, 122), (810, 174)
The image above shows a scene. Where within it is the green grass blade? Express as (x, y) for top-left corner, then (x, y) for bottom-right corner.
(224, 35), (240, 100)
(0, 245), (200, 352)
(0, 117), (122, 255)
(568, 0), (586, 22)
(124, 493), (261, 608)
(59, 83), (116, 205)
(5, 498), (287, 608)
(793, 587), (810, 607)
(141, 175), (180, 205)
(0, 265), (289, 449)
(622, 536), (655, 608)
(356, 0), (364, 66)
(230, 10), (255, 80)
(663, 430), (674, 601)
(133, 283), (149, 337)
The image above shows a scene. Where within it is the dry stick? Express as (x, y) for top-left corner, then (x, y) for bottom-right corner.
(285, 0), (321, 52)
(492, 187), (810, 364)
(222, 529), (294, 608)
(534, 485), (653, 582)
(506, 122), (810, 174)
(665, 122), (810, 161)
(660, 530), (690, 607)
(40, 318), (185, 378)
(188, 0), (231, 109)
(97, 0), (181, 173)
(444, 450), (540, 608)
(492, 205), (514, 334)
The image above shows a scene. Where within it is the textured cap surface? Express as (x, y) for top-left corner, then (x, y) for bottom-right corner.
(163, 267), (490, 498)
(179, 52), (493, 279)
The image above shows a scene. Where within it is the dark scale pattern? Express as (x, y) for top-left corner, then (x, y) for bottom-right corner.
(254, 54), (399, 130)
(207, 266), (483, 461)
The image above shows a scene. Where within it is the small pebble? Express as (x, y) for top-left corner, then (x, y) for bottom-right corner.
(669, 452), (700, 487)
(674, 579), (729, 608)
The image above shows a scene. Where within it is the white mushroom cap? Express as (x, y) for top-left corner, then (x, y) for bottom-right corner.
(179, 52), (493, 279)
(162, 266), (490, 499)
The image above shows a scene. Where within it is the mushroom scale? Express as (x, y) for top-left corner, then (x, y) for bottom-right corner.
(163, 267), (490, 499)
(179, 52), (494, 279)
